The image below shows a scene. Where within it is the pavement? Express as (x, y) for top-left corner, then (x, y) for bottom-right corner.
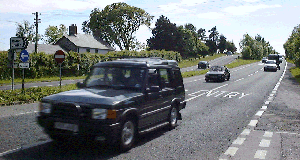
(219, 62), (300, 160)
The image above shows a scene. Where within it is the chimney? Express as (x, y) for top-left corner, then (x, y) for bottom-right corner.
(69, 24), (77, 36)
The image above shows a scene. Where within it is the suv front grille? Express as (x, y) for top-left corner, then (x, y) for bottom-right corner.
(52, 103), (91, 119)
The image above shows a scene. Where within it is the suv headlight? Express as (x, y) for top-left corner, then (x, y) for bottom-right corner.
(92, 108), (117, 119)
(39, 102), (52, 114)
(92, 108), (108, 119)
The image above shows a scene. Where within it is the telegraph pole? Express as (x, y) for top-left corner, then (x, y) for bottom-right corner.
(33, 12), (41, 53)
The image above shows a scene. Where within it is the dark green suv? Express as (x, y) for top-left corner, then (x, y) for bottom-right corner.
(37, 57), (186, 151)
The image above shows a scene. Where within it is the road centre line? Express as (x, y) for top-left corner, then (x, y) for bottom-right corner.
(254, 150), (267, 159)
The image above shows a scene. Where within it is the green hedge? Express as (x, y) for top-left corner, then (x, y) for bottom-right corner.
(0, 50), (182, 80)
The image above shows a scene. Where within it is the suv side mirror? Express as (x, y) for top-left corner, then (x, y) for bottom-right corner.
(76, 82), (85, 88)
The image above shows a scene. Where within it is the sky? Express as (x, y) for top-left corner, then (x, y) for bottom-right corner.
(0, 0), (299, 55)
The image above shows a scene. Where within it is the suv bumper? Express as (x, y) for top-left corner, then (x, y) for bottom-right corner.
(37, 116), (121, 142)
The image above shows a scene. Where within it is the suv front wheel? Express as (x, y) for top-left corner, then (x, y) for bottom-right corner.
(119, 119), (136, 151)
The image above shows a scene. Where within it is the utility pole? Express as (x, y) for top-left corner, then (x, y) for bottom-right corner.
(33, 12), (41, 53)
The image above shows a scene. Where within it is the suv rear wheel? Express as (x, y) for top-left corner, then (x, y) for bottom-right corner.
(169, 107), (178, 129)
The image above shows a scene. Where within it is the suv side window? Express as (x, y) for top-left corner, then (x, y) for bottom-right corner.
(148, 69), (160, 88)
(159, 69), (171, 88)
(172, 69), (183, 87)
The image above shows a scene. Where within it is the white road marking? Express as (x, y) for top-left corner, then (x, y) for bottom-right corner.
(263, 131), (273, 138)
(241, 129), (251, 135)
(254, 150), (267, 159)
(232, 137), (246, 145)
(223, 92), (239, 98)
(255, 111), (264, 116)
(261, 106), (267, 110)
(265, 101), (270, 105)
(248, 120), (258, 127)
(259, 139), (271, 147)
(224, 147), (239, 156)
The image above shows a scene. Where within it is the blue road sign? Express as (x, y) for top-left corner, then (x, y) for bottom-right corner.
(20, 50), (29, 62)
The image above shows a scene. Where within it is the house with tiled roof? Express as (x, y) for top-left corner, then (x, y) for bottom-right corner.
(26, 43), (66, 54)
(55, 24), (115, 54)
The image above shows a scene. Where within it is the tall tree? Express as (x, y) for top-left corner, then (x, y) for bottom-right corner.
(82, 2), (153, 50)
(283, 24), (300, 66)
(226, 41), (237, 53)
(218, 34), (227, 53)
(147, 15), (179, 51)
(43, 24), (68, 44)
(208, 26), (219, 42)
(207, 26), (219, 54)
(15, 20), (36, 42)
(197, 28), (206, 40)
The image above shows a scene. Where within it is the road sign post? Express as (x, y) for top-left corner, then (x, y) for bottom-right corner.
(9, 37), (29, 90)
(20, 50), (30, 92)
(54, 50), (65, 89)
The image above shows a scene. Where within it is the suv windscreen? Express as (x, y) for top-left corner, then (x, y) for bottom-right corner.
(85, 67), (146, 90)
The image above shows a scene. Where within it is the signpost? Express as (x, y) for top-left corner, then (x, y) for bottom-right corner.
(9, 37), (28, 90)
(54, 50), (65, 88)
(19, 50), (29, 92)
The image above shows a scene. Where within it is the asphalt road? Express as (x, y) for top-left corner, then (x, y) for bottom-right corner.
(0, 60), (288, 159)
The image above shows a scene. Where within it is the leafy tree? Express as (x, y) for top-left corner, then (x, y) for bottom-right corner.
(208, 26), (219, 42)
(240, 33), (275, 60)
(147, 15), (179, 51)
(226, 41), (237, 53)
(283, 24), (300, 66)
(197, 40), (209, 58)
(43, 24), (68, 44)
(206, 26), (219, 54)
(176, 25), (197, 57)
(197, 28), (206, 40)
(205, 40), (217, 55)
(83, 2), (153, 50)
(15, 20), (36, 42)
(218, 34), (227, 53)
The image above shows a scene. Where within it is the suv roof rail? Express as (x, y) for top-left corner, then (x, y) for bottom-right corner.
(100, 56), (164, 62)
(100, 56), (178, 66)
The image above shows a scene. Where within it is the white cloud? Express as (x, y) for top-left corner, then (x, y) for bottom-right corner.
(197, 12), (225, 19)
(180, 0), (209, 6)
(0, 0), (124, 13)
(234, 0), (260, 2)
(157, 0), (207, 14)
(223, 4), (282, 16)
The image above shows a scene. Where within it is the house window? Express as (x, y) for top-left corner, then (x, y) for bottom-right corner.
(86, 48), (90, 53)
(95, 49), (98, 53)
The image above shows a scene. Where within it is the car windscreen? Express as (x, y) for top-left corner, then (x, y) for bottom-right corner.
(85, 67), (145, 90)
(210, 66), (223, 71)
(266, 61), (276, 64)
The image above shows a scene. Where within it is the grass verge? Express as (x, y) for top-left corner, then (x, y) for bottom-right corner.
(0, 84), (77, 106)
(225, 59), (260, 68)
(182, 58), (260, 78)
(0, 76), (86, 86)
(178, 54), (225, 68)
(290, 67), (300, 84)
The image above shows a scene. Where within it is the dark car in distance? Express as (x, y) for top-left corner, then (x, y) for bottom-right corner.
(262, 57), (268, 63)
(37, 57), (186, 151)
(205, 66), (230, 82)
(198, 61), (209, 69)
